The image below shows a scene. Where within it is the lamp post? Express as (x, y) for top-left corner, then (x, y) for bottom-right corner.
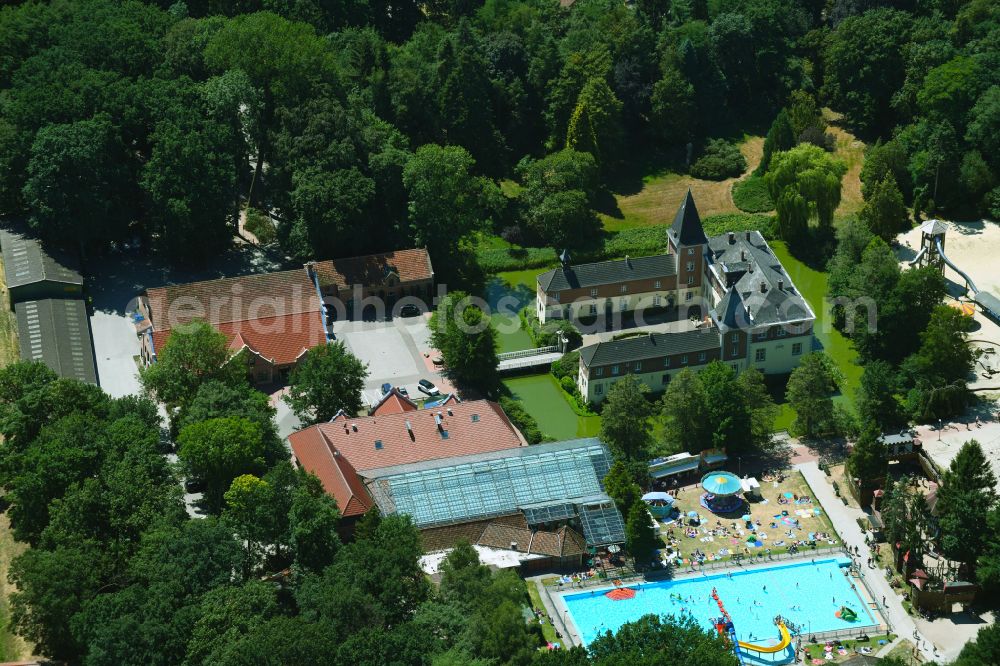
(938, 419), (942, 441)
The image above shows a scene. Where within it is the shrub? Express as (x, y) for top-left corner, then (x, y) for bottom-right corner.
(551, 351), (579, 380)
(798, 126), (836, 152)
(701, 213), (778, 239)
(690, 139), (747, 180)
(521, 308), (582, 348)
(499, 225), (525, 245)
(499, 396), (547, 444)
(559, 375), (576, 394)
(732, 175), (775, 213)
(245, 208), (277, 245)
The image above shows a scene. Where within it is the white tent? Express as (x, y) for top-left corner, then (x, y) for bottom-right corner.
(642, 491), (675, 503)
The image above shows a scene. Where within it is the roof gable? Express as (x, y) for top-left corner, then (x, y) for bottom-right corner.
(370, 388), (419, 415)
(313, 248), (433, 290)
(537, 254), (676, 293)
(712, 287), (749, 333)
(669, 190), (708, 247)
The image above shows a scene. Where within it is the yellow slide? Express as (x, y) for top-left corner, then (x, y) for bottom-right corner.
(737, 622), (792, 654)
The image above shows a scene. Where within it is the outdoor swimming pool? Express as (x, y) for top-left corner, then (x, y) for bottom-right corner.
(562, 558), (876, 646)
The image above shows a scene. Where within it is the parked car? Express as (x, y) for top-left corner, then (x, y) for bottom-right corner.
(418, 379), (440, 396)
(381, 382), (393, 395)
(398, 386), (409, 398)
(399, 303), (421, 317)
(432, 356), (444, 366)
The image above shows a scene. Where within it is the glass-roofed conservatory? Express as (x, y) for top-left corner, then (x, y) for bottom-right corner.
(364, 438), (625, 545)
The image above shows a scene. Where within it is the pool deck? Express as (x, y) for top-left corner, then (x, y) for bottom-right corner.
(529, 458), (939, 663)
(534, 552), (882, 651)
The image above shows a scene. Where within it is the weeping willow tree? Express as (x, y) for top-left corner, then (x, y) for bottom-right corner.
(765, 144), (847, 235)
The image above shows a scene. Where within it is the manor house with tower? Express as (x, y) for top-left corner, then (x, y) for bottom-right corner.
(535, 191), (817, 404)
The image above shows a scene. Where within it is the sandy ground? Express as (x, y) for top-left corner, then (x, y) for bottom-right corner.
(896, 218), (1000, 391)
(914, 405), (1000, 493)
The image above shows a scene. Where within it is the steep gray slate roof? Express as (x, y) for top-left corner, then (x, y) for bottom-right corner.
(0, 228), (82, 290)
(711, 287), (750, 334)
(538, 254), (676, 292)
(15, 299), (98, 384)
(707, 231), (813, 327)
(579, 328), (721, 367)
(669, 190), (709, 247)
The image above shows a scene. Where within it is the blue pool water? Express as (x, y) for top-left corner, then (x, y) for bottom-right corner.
(563, 558), (875, 646)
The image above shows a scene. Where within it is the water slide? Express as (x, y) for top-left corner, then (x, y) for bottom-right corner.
(711, 588), (792, 658)
(907, 246), (928, 267)
(934, 237), (979, 294)
(736, 622), (792, 654)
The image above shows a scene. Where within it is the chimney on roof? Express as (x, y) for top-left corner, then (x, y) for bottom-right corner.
(305, 261), (317, 279)
(511, 541), (518, 550)
(406, 419), (414, 441)
(447, 407), (453, 416)
(434, 413), (443, 431)
(740, 250), (746, 262)
(351, 424), (358, 432)
(748, 263), (754, 274)
(745, 231), (751, 241)
(778, 279), (784, 291)
(759, 282), (767, 293)
(728, 232), (735, 245)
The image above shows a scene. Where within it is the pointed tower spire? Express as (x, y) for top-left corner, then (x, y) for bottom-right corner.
(670, 189), (708, 247)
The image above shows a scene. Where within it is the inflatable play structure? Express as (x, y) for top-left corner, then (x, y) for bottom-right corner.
(710, 588), (792, 664)
(909, 219), (1000, 323)
(835, 606), (858, 622)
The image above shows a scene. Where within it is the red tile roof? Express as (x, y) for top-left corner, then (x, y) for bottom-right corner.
(289, 400), (526, 513)
(151, 311), (327, 366)
(294, 429), (373, 517)
(313, 248), (433, 290)
(145, 268), (319, 332)
(370, 388), (419, 416)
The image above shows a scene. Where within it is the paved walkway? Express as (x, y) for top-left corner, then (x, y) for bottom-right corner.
(796, 461), (939, 663)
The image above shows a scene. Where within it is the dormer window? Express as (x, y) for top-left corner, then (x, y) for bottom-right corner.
(374, 440), (383, 450)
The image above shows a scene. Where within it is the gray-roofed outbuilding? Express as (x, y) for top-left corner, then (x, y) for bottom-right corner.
(579, 328), (721, 367)
(15, 299), (98, 384)
(538, 253), (676, 293)
(0, 228), (83, 305)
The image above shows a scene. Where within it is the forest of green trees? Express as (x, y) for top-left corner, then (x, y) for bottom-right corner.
(1, 0), (998, 285)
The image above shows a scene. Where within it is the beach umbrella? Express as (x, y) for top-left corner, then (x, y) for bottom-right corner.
(687, 511), (699, 518)
(741, 514), (752, 521)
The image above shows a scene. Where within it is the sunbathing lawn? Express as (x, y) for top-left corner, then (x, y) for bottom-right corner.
(803, 633), (896, 663)
(657, 470), (840, 566)
(525, 581), (559, 644)
(769, 241), (863, 429)
(503, 374), (601, 441)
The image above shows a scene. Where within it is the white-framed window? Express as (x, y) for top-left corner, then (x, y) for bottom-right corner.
(664, 357), (671, 367)
(619, 297), (627, 310)
(755, 348), (766, 362)
(698, 352), (706, 362)
(596, 383), (604, 395)
(634, 361), (641, 371)
(686, 261), (694, 272)
(654, 280), (661, 289)
(732, 364), (739, 373)
(681, 355), (688, 364)
(792, 342), (803, 355)
(662, 374), (671, 385)
(685, 292), (693, 301)
(612, 365), (620, 375)
(731, 333), (738, 342)
(552, 293), (560, 303)
(654, 295), (661, 306)
(590, 288), (598, 297)
(596, 367), (604, 377)
(687, 276), (695, 286)
(620, 284), (628, 293)
(589, 304), (597, 315)
(777, 327), (786, 337)
(732, 343), (739, 356)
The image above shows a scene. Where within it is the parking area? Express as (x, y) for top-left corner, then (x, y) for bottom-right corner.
(333, 314), (454, 405)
